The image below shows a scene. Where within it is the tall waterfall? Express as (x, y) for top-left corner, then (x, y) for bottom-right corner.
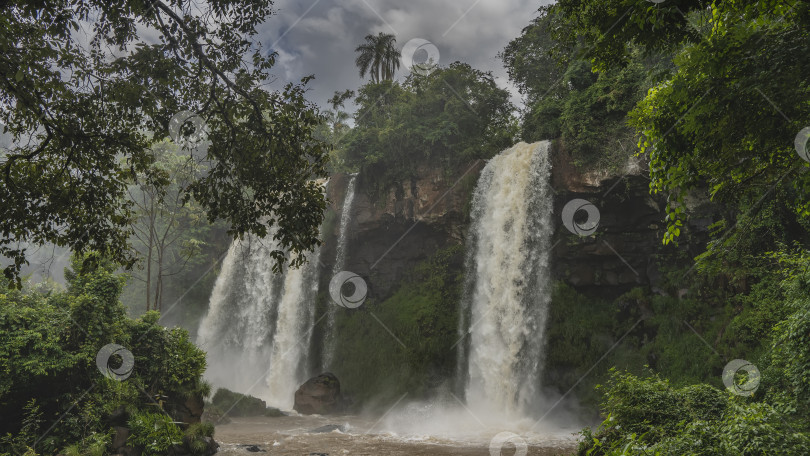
(321, 174), (358, 369)
(459, 141), (554, 416)
(197, 232), (322, 409)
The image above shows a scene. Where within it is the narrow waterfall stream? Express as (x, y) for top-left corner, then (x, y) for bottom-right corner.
(333, 175), (358, 276)
(460, 141), (554, 416)
(321, 174), (358, 369)
(197, 233), (322, 409)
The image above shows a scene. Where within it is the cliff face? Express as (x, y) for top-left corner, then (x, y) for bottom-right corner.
(548, 143), (713, 298)
(550, 145), (665, 297)
(329, 143), (709, 301)
(319, 142), (716, 406)
(326, 162), (482, 300)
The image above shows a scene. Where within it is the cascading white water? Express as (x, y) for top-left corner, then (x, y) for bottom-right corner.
(321, 174), (357, 369)
(460, 141), (554, 416)
(197, 232), (321, 410)
(333, 175), (357, 277)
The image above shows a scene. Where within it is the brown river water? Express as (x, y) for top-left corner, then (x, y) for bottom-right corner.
(213, 413), (579, 456)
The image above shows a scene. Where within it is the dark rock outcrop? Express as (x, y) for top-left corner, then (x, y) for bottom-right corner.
(106, 407), (130, 427)
(549, 141), (712, 298)
(327, 161), (482, 301)
(309, 424), (346, 433)
(166, 393), (205, 425)
(112, 426), (130, 450)
(293, 372), (342, 415)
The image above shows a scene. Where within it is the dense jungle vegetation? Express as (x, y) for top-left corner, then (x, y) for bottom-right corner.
(0, 256), (213, 455)
(528, 1), (810, 454)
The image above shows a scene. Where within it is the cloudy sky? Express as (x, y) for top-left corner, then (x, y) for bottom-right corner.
(258, 0), (553, 112)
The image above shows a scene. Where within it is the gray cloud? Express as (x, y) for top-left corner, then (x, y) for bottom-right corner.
(261, 0), (553, 112)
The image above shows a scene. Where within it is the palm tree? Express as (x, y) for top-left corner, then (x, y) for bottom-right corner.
(355, 32), (401, 83)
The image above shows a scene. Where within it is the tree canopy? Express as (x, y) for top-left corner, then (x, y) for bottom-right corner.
(0, 0), (328, 285)
(555, 0), (810, 249)
(501, 5), (657, 171)
(343, 62), (516, 194)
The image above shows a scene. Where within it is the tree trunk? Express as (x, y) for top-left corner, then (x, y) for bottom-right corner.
(155, 239), (164, 312)
(145, 199), (155, 313)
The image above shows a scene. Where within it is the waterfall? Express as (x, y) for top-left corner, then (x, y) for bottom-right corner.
(321, 174), (358, 369)
(333, 174), (358, 278)
(197, 232), (322, 410)
(459, 141), (553, 416)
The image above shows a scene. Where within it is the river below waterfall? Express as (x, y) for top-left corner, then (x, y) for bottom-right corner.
(214, 415), (578, 455)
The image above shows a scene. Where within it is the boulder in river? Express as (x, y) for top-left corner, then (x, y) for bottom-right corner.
(309, 424), (346, 433)
(293, 372), (342, 415)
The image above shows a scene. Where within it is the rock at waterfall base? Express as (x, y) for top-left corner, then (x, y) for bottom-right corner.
(293, 372), (342, 415)
(309, 424), (346, 433)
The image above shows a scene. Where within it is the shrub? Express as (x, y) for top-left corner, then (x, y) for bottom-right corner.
(0, 254), (210, 455)
(597, 369), (729, 441)
(60, 432), (108, 456)
(183, 422), (215, 455)
(578, 369), (810, 455)
(184, 422), (214, 439)
(127, 412), (183, 456)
